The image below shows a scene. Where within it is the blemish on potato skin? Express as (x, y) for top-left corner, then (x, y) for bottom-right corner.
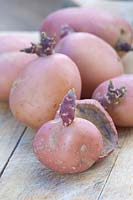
(80, 144), (87, 152)
(120, 28), (126, 35)
(35, 142), (45, 152)
(49, 126), (61, 149)
(117, 56), (121, 62)
(11, 78), (23, 91)
(72, 167), (76, 170)
(57, 160), (63, 164)
(53, 103), (57, 109)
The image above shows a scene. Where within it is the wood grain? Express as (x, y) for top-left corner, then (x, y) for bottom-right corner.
(0, 128), (126, 200)
(98, 129), (133, 200)
(0, 102), (26, 175)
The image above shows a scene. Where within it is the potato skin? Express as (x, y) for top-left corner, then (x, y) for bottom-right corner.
(0, 52), (37, 101)
(0, 34), (37, 53)
(55, 33), (124, 98)
(9, 53), (81, 129)
(33, 118), (103, 174)
(122, 50), (133, 74)
(40, 8), (132, 48)
(92, 74), (133, 127)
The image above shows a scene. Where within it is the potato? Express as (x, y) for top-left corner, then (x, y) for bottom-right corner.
(33, 89), (103, 174)
(0, 52), (37, 101)
(9, 53), (81, 129)
(33, 118), (103, 174)
(0, 34), (38, 53)
(92, 74), (133, 127)
(55, 32), (124, 98)
(40, 7), (132, 53)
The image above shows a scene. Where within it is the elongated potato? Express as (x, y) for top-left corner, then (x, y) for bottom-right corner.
(0, 34), (38, 54)
(9, 53), (81, 129)
(40, 7), (132, 52)
(55, 32), (124, 98)
(0, 52), (37, 101)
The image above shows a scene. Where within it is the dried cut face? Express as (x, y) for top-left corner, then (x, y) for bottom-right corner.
(75, 99), (118, 158)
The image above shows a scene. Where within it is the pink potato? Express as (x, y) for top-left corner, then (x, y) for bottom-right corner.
(0, 34), (38, 54)
(40, 8), (133, 53)
(9, 53), (81, 129)
(33, 118), (103, 174)
(55, 32), (124, 98)
(92, 74), (133, 127)
(0, 52), (37, 101)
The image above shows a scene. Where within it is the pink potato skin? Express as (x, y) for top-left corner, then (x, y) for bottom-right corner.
(40, 8), (132, 48)
(0, 52), (37, 101)
(33, 118), (103, 174)
(9, 53), (81, 129)
(0, 34), (37, 54)
(55, 33), (124, 98)
(92, 74), (133, 127)
(122, 50), (133, 74)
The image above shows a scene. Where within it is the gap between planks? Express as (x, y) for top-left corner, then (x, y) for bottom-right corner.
(0, 102), (26, 177)
(0, 127), (27, 178)
(97, 130), (127, 200)
(97, 129), (133, 200)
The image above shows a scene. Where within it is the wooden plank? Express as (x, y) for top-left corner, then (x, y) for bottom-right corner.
(0, 102), (26, 175)
(98, 129), (133, 200)
(0, 128), (126, 200)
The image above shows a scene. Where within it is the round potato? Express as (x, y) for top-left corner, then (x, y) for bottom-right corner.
(9, 53), (81, 129)
(33, 118), (103, 174)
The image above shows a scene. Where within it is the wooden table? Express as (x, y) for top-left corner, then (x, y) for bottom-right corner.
(0, 31), (133, 199)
